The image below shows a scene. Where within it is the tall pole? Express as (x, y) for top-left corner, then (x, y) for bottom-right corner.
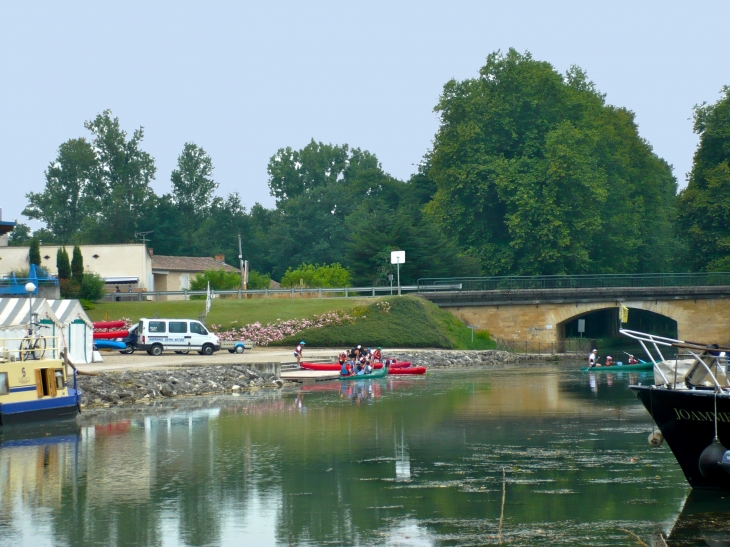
(237, 233), (245, 297)
(397, 259), (401, 296)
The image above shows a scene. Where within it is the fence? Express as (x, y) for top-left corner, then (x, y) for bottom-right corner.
(493, 337), (591, 356)
(417, 272), (730, 292)
(100, 285), (421, 302)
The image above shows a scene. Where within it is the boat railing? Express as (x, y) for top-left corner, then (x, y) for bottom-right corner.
(0, 335), (60, 363)
(620, 329), (729, 389)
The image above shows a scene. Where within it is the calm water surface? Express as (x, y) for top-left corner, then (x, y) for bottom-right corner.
(2, 363), (730, 547)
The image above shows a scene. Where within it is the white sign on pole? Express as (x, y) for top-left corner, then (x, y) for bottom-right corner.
(577, 319), (585, 333)
(390, 251), (405, 295)
(390, 251), (405, 264)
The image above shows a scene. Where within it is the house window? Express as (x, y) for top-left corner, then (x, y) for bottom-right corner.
(181, 275), (190, 290)
(0, 372), (8, 395)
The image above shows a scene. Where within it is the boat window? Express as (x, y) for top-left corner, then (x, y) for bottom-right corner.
(54, 369), (65, 390)
(0, 372), (8, 395)
(148, 321), (166, 333)
(190, 322), (208, 335)
(169, 322), (188, 334)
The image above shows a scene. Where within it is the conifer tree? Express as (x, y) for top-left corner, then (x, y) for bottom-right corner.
(71, 245), (84, 285)
(56, 247), (71, 280)
(29, 239), (41, 267)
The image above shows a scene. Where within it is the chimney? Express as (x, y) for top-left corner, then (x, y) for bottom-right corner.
(148, 248), (154, 257)
(215, 254), (225, 262)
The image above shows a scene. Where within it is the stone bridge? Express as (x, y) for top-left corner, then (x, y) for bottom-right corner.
(420, 284), (730, 345)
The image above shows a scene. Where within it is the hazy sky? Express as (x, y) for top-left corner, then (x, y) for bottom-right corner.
(2, 1), (728, 230)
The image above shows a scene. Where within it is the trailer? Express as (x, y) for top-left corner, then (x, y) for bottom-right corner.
(220, 340), (254, 354)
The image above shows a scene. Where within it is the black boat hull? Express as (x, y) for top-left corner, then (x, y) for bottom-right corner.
(631, 385), (730, 490)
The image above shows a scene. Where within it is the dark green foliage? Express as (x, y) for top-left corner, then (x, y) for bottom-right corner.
(56, 247), (71, 280)
(71, 245), (84, 285)
(426, 49), (677, 275)
(273, 296), (495, 349)
(677, 87), (730, 271)
(247, 270), (271, 290)
(24, 138), (98, 243)
(60, 279), (80, 299)
(7, 222), (32, 246)
(79, 273), (106, 302)
(190, 269), (242, 291)
(28, 238), (41, 267)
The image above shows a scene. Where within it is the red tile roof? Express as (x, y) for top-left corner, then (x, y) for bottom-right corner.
(152, 256), (239, 273)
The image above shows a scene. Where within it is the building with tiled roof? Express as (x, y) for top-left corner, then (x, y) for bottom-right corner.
(151, 250), (240, 299)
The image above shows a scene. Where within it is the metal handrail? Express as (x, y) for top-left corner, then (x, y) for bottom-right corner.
(417, 272), (730, 292)
(0, 335), (60, 362)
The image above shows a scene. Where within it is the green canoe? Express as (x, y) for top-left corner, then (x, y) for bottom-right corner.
(580, 362), (653, 372)
(339, 367), (389, 380)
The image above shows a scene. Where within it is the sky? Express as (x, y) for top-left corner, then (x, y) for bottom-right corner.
(1, 0), (729, 231)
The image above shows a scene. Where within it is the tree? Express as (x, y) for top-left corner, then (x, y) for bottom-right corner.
(83, 110), (156, 242)
(8, 222), (32, 246)
(72, 245), (84, 285)
(23, 138), (98, 242)
(29, 238), (41, 267)
(677, 87), (730, 271)
(56, 247), (71, 280)
(170, 143), (218, 253)
(79, 273), (105, 302)
(425, 49), (677, 275)
(190, 269), (241, 291)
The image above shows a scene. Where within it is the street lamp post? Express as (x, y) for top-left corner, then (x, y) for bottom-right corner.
(25, 282), (36, 335)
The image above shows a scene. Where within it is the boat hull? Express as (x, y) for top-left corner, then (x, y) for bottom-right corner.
(339, 368), (388, 380)
(388, 366), (427, 375)
(631, 385), (730, 490)
(301, 361), (410, 371)
(0, 392), (80, 427)
(581, 363), (653, 372)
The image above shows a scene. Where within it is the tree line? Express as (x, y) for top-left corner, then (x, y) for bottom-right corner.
(12, 49), (730, 283)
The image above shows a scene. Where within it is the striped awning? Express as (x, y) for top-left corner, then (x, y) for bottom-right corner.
(47, 299), (94, 328)
(0, 298), (59, 329)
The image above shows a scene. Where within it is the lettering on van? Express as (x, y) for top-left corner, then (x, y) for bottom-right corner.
(149, 336), (186, 343)
(673, 407), (730, 422)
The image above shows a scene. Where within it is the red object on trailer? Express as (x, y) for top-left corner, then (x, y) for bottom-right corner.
(93, 321), (127, 329)
(93, 330), (129, 339)
(300, 361), (411, 371)
(388, 366), (427, 375)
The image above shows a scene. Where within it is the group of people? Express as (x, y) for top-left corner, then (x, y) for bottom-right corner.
(588, 349), (639, 367)
(339, 345), (391, 376)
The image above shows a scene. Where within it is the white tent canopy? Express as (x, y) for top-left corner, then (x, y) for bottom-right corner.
(0, 298), (94, 364)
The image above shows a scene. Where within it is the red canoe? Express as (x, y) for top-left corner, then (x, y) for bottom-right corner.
(300, 361), (411, 371)
(93, 321), (127, 329)
(388, 366), (427, 375)
(93, 330), (129, 339)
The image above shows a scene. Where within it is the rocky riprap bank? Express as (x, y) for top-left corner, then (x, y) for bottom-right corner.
(390, 349), (522, 368)
(78, 365), (283, 407)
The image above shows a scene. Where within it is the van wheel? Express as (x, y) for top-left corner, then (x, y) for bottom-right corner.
(151, 344), (163, 356)
(202, 344), (214, 356)
(120, 343), (135, 355)
(235, 345), (244, 354)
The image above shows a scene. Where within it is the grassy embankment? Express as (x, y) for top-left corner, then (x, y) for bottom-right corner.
(88, 296), (494, 350)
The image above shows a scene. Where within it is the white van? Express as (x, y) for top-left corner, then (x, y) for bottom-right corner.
(137, 318), (220, 356)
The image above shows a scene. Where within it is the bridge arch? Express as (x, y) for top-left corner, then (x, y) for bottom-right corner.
(557, 304), (678, 343)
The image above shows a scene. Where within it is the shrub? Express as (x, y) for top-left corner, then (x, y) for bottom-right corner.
(280, 263), (351, 288)
(57, 247), (71, 280)
(60, 279), (80, 299)
(248, 270), (271, 290)
(79, 273), (105, 302)
(80, 299), (95, 310)
(191, 269), (242, 291)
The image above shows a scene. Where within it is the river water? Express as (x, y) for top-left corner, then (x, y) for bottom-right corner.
(1, 362), (729, 547)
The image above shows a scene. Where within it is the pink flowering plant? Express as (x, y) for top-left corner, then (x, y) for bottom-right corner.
(208, 310), (352, 346)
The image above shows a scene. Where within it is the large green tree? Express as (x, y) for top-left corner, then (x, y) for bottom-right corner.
(23, 138), (98, 243)
(83, 110), (157, 242)
(170, 143), (218, 252)
(425, 49), (677, 275)
(677, 87), (730, 271)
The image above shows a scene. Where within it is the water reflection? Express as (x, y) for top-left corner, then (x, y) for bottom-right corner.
(0, 365), (717, 546)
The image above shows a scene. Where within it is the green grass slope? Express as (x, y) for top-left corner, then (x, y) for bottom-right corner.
(274, 296), (494, 350)
(88, 297), (373, 328)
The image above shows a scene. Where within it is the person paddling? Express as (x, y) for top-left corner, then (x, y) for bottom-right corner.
(588, 349), (599, 367)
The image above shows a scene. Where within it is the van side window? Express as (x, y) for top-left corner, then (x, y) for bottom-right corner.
(190, 322), (208, 335)
(149, 321), (166, 333)
(169, 322), (188, 334)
